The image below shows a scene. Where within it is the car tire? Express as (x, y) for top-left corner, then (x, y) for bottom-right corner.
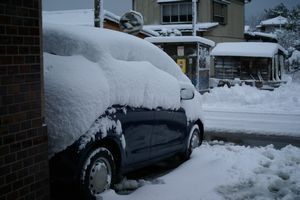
(180, 124), (201, 161)
(80, 147), (116, 200)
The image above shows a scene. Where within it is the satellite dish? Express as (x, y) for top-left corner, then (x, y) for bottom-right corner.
(120, 11), (144, 35)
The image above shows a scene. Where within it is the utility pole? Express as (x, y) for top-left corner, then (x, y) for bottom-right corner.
(94, 0), (104, 28)
(192, 0), (197, 36)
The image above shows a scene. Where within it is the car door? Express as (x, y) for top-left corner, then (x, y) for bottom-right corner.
(116, 107), (155, 165)
(150, 108), (187, 159)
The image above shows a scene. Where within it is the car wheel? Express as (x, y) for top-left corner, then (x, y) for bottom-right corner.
(81, 147), (116, 200)
(181, 124), (201, 160)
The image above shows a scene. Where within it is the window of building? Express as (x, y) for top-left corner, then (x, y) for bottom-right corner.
(213, 1), (227, 25)
(162, 3), (192, 23)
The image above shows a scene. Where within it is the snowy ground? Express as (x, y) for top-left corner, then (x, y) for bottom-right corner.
(201, 75), (300, 137)
(101, 142), (300, 200)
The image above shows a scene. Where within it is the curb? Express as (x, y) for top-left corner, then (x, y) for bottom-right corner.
(204, 130), (300, 148)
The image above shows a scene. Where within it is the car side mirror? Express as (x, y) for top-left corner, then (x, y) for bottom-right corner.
(180, 88), (194, 100)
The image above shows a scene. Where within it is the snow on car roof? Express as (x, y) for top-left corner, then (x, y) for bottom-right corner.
(145, 36), (215, 47)
(43, 24), (203, 157)
(43, 23), (189, 82)
(211, 42), (287, 58)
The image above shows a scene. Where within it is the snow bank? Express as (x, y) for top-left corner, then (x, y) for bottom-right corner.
(201, 83), (300, 114)
(101, 142), (300, 200)
(44, 24), (203, 157)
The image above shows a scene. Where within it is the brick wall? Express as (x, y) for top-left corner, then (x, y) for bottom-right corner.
(0, 0), (49, 200)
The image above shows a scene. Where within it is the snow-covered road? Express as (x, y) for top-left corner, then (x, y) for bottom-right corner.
(203, 109), (300, 136)
(101, 142), (300, 200)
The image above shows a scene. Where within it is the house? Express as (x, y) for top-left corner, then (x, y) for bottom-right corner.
(210, 42), (287, 88)
(43, 9), (158, 38)
(256, 16), (288, 33)
(132, 0), (247, 43)
(146, 36), (215, 92)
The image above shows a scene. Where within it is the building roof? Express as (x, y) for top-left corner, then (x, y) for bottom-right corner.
(259, 16), (288, 27)
(245, 31), (277, 39)
(244, 31), (278, 43)
(145, 36), (215, 47)
(144, 23), (219, 33)
(211, 42), (287, 58)
(43, 9), (159, 37)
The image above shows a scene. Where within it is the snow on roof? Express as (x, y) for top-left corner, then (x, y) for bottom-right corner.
(140, 29), (160, 37)
(260, 16), (288, 26)
(245, 31), (277, 40)
(145, 36), (215, 47)
(43, 9), (159, 37)
(144, 23), (219, 32)
(211, 42), (287, 58)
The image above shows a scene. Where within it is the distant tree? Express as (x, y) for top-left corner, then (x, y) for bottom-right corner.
(275, 29), (300, 50)
(245, 14), (265, 31)
(286, 5), (300, 32)
(264, 3), (289, 19)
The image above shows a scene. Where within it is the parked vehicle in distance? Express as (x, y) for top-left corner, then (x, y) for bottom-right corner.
(43, 24), (204, 200)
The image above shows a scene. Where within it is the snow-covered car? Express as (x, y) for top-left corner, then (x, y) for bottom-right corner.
(43, 24), (204, 199)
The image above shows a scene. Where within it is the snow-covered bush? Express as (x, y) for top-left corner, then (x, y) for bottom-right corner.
(288, 50), (300, 72)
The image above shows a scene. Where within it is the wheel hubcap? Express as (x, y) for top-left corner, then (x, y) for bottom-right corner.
(89, 158), (112, 195)
(190, 131), (200, 150)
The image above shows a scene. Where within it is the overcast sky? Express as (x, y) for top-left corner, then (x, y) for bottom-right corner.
(43, 0), (300, 20)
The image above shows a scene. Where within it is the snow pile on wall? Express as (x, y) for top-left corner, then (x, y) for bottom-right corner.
(202, 83), (300, 114)
(44, 24), (202, 157)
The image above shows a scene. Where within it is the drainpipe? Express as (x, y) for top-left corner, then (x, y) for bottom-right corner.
(192, 0), (197, 36)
